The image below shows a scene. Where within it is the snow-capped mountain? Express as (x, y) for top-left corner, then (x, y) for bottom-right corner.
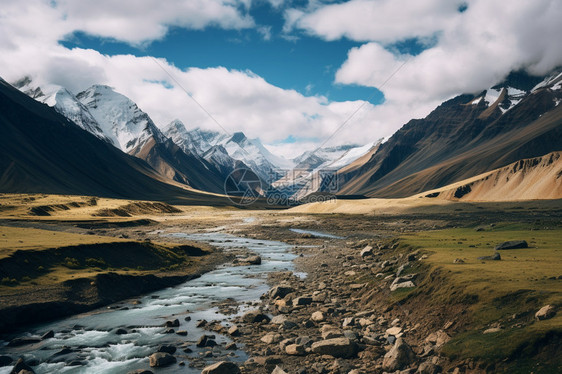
(164, 121), (293, 183)
(76, 85), (167, 153)
(12, 77), (112, 144)
(273, 142), (381, 199)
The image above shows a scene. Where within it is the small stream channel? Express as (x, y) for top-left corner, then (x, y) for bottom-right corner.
(0, 231), (303, 373)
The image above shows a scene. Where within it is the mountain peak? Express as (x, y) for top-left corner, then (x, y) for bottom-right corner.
(230, 131), (247, 145)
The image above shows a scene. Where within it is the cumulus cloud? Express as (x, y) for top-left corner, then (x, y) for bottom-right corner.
(291, 0), (562, 107)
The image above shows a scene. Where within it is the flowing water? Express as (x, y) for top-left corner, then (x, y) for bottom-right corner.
(289, 228), (345, 239)
(0, 231), (299, 373)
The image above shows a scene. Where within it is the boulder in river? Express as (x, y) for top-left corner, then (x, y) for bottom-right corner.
(494, 240), (528, 250)
(311, 337), (357, 358)
(41, 331), (55, 340)
(196, 335), (217, 348)
(164, 319), (180, 327)
(9, 358), (35, 374)
(7, 337), (41, 347)
(240, 255), (262, 265)
(149, 352), (176, 367)
(127, 370), (154, 374)
(157, 345), (176, 354)
(201, 361), (241, 374)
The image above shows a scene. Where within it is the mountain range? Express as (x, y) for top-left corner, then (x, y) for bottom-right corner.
(2, 68), (561, 204)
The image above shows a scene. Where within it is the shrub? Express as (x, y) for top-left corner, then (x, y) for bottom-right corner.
(62, 257), (82, 269)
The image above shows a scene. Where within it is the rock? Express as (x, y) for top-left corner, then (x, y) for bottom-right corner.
(483, 327), (502, 334)
(41, 330), (55, 340)
(535, 305), (556, 320)
(321, 325), (344, 339)
(261, 334), (282, 344)
(360, 246), (373, 257)
(386, 326), (402, 336)
(425, 330), (450, 347)
(0, 356), (12, 367)
(149, 353), (176, 367)
(225, 342), (237, 350)
(176, 330), (187, 336)
(9, 358), (34, 374)
(495, 240), (528, 250)
(417, 361), (440, 374)
(477, 252), (501, 260)
(271, 366), (288, 374)
(157, 345), (176, 354)
(390, 281), (415, 292)
(201, 361), (241, 374)
(279, 320), (298, 330)
(164, 319), (180, 327)
(342, 317), (355, 328)
(269, 285), (295, 299)
(453, 258), (465, 264)
(285, 343), (306, 356)
(196, 335), (217, 348)
(115, 328), (128, 335)
(241, 255), (262, 265)
(382, 338), (415, 372)
(196, 319), (207, 328)
(7, 337), (41, 347)
(293, 297), (312, 306)
(242, 310), (270, 324)
(228, 325), (240, 336)
(271, 315), (288, 325)
(311, 311), (325, 322)
(311, 337), (357, 358)
(127, 370), (154, 374)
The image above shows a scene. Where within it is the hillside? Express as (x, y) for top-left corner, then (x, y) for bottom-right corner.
(340, 71), (562, 197)
(0, 78), (230, 205)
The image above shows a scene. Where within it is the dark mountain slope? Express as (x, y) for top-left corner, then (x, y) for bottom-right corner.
(340, 73), (562, 197)
(0, 78), (230, 205)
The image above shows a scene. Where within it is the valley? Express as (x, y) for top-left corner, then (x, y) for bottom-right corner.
(0, 194), (560, 373)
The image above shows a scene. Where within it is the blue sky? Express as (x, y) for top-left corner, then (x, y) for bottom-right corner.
(61, 2), (391, 106)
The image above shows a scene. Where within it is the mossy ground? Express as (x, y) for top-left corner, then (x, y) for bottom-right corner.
(400, 222), (562, 372)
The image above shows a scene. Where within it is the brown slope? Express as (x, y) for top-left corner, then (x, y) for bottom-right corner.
(340, 79), (562, 197)
(129, 136), (230, 195)
(421, 151), (562, 201)
(0, 78), (230, 205)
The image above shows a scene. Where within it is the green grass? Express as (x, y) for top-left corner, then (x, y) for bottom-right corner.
(400, 223), (562, 370)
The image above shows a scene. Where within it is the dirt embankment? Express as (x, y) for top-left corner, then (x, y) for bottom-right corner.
(0, 240), (223, 333)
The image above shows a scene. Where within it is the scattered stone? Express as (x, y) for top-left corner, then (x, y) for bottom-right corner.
(242, 310), (270, 324)
(241, 255), (262, 265)
(293, 297), (312, 306)
(271, 315), (288, 325)
(382, 338), (415, 372)
(201, 361), (241, 374)
(453, 258), (465, 264)
(269, 285), (295, 299)
(127, 370), (153, 374)
(311, 311), (325, 322)
(196, 319), (207, 328)
(390, 280), (415, 291)
(477, 252), (501, 261)
(115, 328), (128, 335)
(311, 337), (357, 358)
(176, 330), (187, 336)
(261, 333), (282, 344)
(149, 353), (176, 368)
(386, 326), (402, 336)
(425, 330), (450, 347)
(360, 246), (373, 257)
(271, 366), (288, 374)
(228, 325), (240, 336)
(535, 305), (556, 320)
(495, 240), (528, 250)
(225, 342), (237, 350)
(417, 361), (440, 374)
(342, 317), (355, 328)
(483, 327), (502, 334)
(285, 343), (306, 356)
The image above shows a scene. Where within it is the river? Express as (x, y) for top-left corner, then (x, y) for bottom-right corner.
(0, 231), (301, 373)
